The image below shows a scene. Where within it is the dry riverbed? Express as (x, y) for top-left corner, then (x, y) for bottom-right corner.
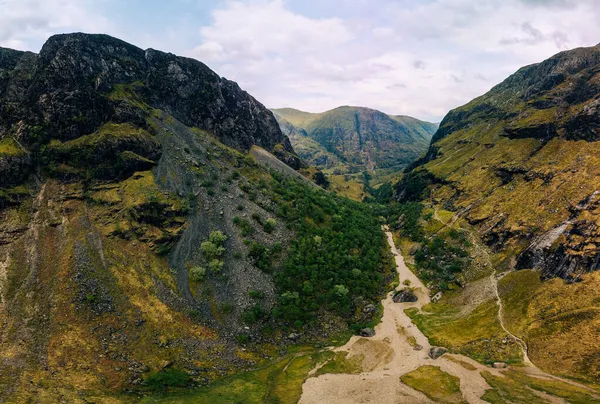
(298, 228), (599, 404)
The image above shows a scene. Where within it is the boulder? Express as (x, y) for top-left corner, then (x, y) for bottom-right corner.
(393, 288), (418, 303)
(413, 344), (423, 351)
(359, 328), (376, 337)
(363, 304), (377, 314)
(431, 291), (443, 303)
(493, 362), (508, 369)
(287, 333), (301, 341)
(429, 346), (447, 359)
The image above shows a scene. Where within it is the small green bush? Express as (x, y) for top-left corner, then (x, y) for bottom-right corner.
(249, 290), (265, 299)
(263, 218), (276, 233)
(209, 230), (228, 246)
(189, 266), (206, 281)
(209, 259), (224, 273)
(145, 368), (190, 391)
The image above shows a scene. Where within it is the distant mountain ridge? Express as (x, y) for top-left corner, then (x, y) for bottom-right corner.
(272, 106), (437, 173)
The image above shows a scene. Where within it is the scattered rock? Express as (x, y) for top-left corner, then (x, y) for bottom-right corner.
(409, 245), (419, 256)
(363, 304), (377, 314)
(413, 344), (423, 351)
(493, 362), (508, 369)
(429, 346), (447, 359)
(431, 291), (443, 303)
(359, 328), (376, 337)
(287, 333), (301, 341)
(393, 288), (418, 303)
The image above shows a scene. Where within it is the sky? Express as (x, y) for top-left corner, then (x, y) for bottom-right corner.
(1, 0), (599, 122)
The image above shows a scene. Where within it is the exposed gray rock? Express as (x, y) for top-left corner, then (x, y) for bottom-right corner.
(363, 304), (377, 314)
(359, 328), (376, 337)
(493, 362), (508, 369)
(393, 288), (418, 303)
(429, 346), (447, 359)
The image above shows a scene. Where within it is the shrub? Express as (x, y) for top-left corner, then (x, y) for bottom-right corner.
(145, 368), (190, 391)
(251, 212), (263, 224)
(201, 241), (224, 259)
(263, 218), (276, 233)
(333, 284), (349, 296)
(208, 259), (223, 273)
(242, 305), (266, 324)
(249, 290), (265, 299)
(189, 266), (206, 281)
(209, 230), (227, 246)
(234, 217), (254, 236)
(236, 334), (250, 344)
(248, 242), (271, 272)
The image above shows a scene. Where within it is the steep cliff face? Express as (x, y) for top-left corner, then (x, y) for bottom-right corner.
(0, 33), (295, 157)
(0, 34), (390, 401)
(401, 43), (600, 279)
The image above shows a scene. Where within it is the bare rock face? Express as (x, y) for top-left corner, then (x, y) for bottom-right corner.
(0, 33), (297, 175)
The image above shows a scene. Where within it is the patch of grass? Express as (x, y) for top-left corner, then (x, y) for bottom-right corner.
(499, 270), (600, 383)
(0, 137), (24, 156)
(406, 299), (523, 365)
(445, 355), (478, 371)
(400, 365), (465, 403)
(480, 371), (548, 404)
(502, 370), (600, 404)
(315, 351), (363, 376)
(145, 369), (191, 391)
(140, 349), (328, 404)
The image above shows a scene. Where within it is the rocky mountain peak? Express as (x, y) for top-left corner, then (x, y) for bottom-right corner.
(0, 32), (296, 161)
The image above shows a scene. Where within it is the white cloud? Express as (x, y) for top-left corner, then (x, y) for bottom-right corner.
(0, 0), (110, 50)
(188, 0), (600, 121)
(1, 0), (599, 122)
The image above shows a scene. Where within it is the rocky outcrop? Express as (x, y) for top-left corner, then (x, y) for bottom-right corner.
(401, 43), (600, 281)
(429, 346), (447, 359)
(0, 33), (295, 170)
(392, 288), (418, 303)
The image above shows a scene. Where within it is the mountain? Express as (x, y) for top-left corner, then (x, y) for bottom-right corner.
(0, 33), (391, 401)
(395, 43), (600, 383)
(272, 106), (437, 173)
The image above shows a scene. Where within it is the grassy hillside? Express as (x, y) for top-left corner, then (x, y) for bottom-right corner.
(0, 34), (393, 402)
(273, 106), (437, 200)
(395, 43), (600, 384)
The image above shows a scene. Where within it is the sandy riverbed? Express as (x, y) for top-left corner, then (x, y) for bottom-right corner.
(299, 229), (513, 404)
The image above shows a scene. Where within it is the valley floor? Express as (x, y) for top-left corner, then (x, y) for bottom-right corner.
(298, 228), (600, 404)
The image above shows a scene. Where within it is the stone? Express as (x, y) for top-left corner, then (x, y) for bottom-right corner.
(359, 328), (376, 337)
(287, 333), (301, 341)
(493, 362), (508, 369)
(393, 288), (418, 303)
(429, 346), (447, 359)
(431, 291), (443, 303)
(409, 245), (419, 256)
(363, 304), (377, 314)
(413, 344), (423, 351)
